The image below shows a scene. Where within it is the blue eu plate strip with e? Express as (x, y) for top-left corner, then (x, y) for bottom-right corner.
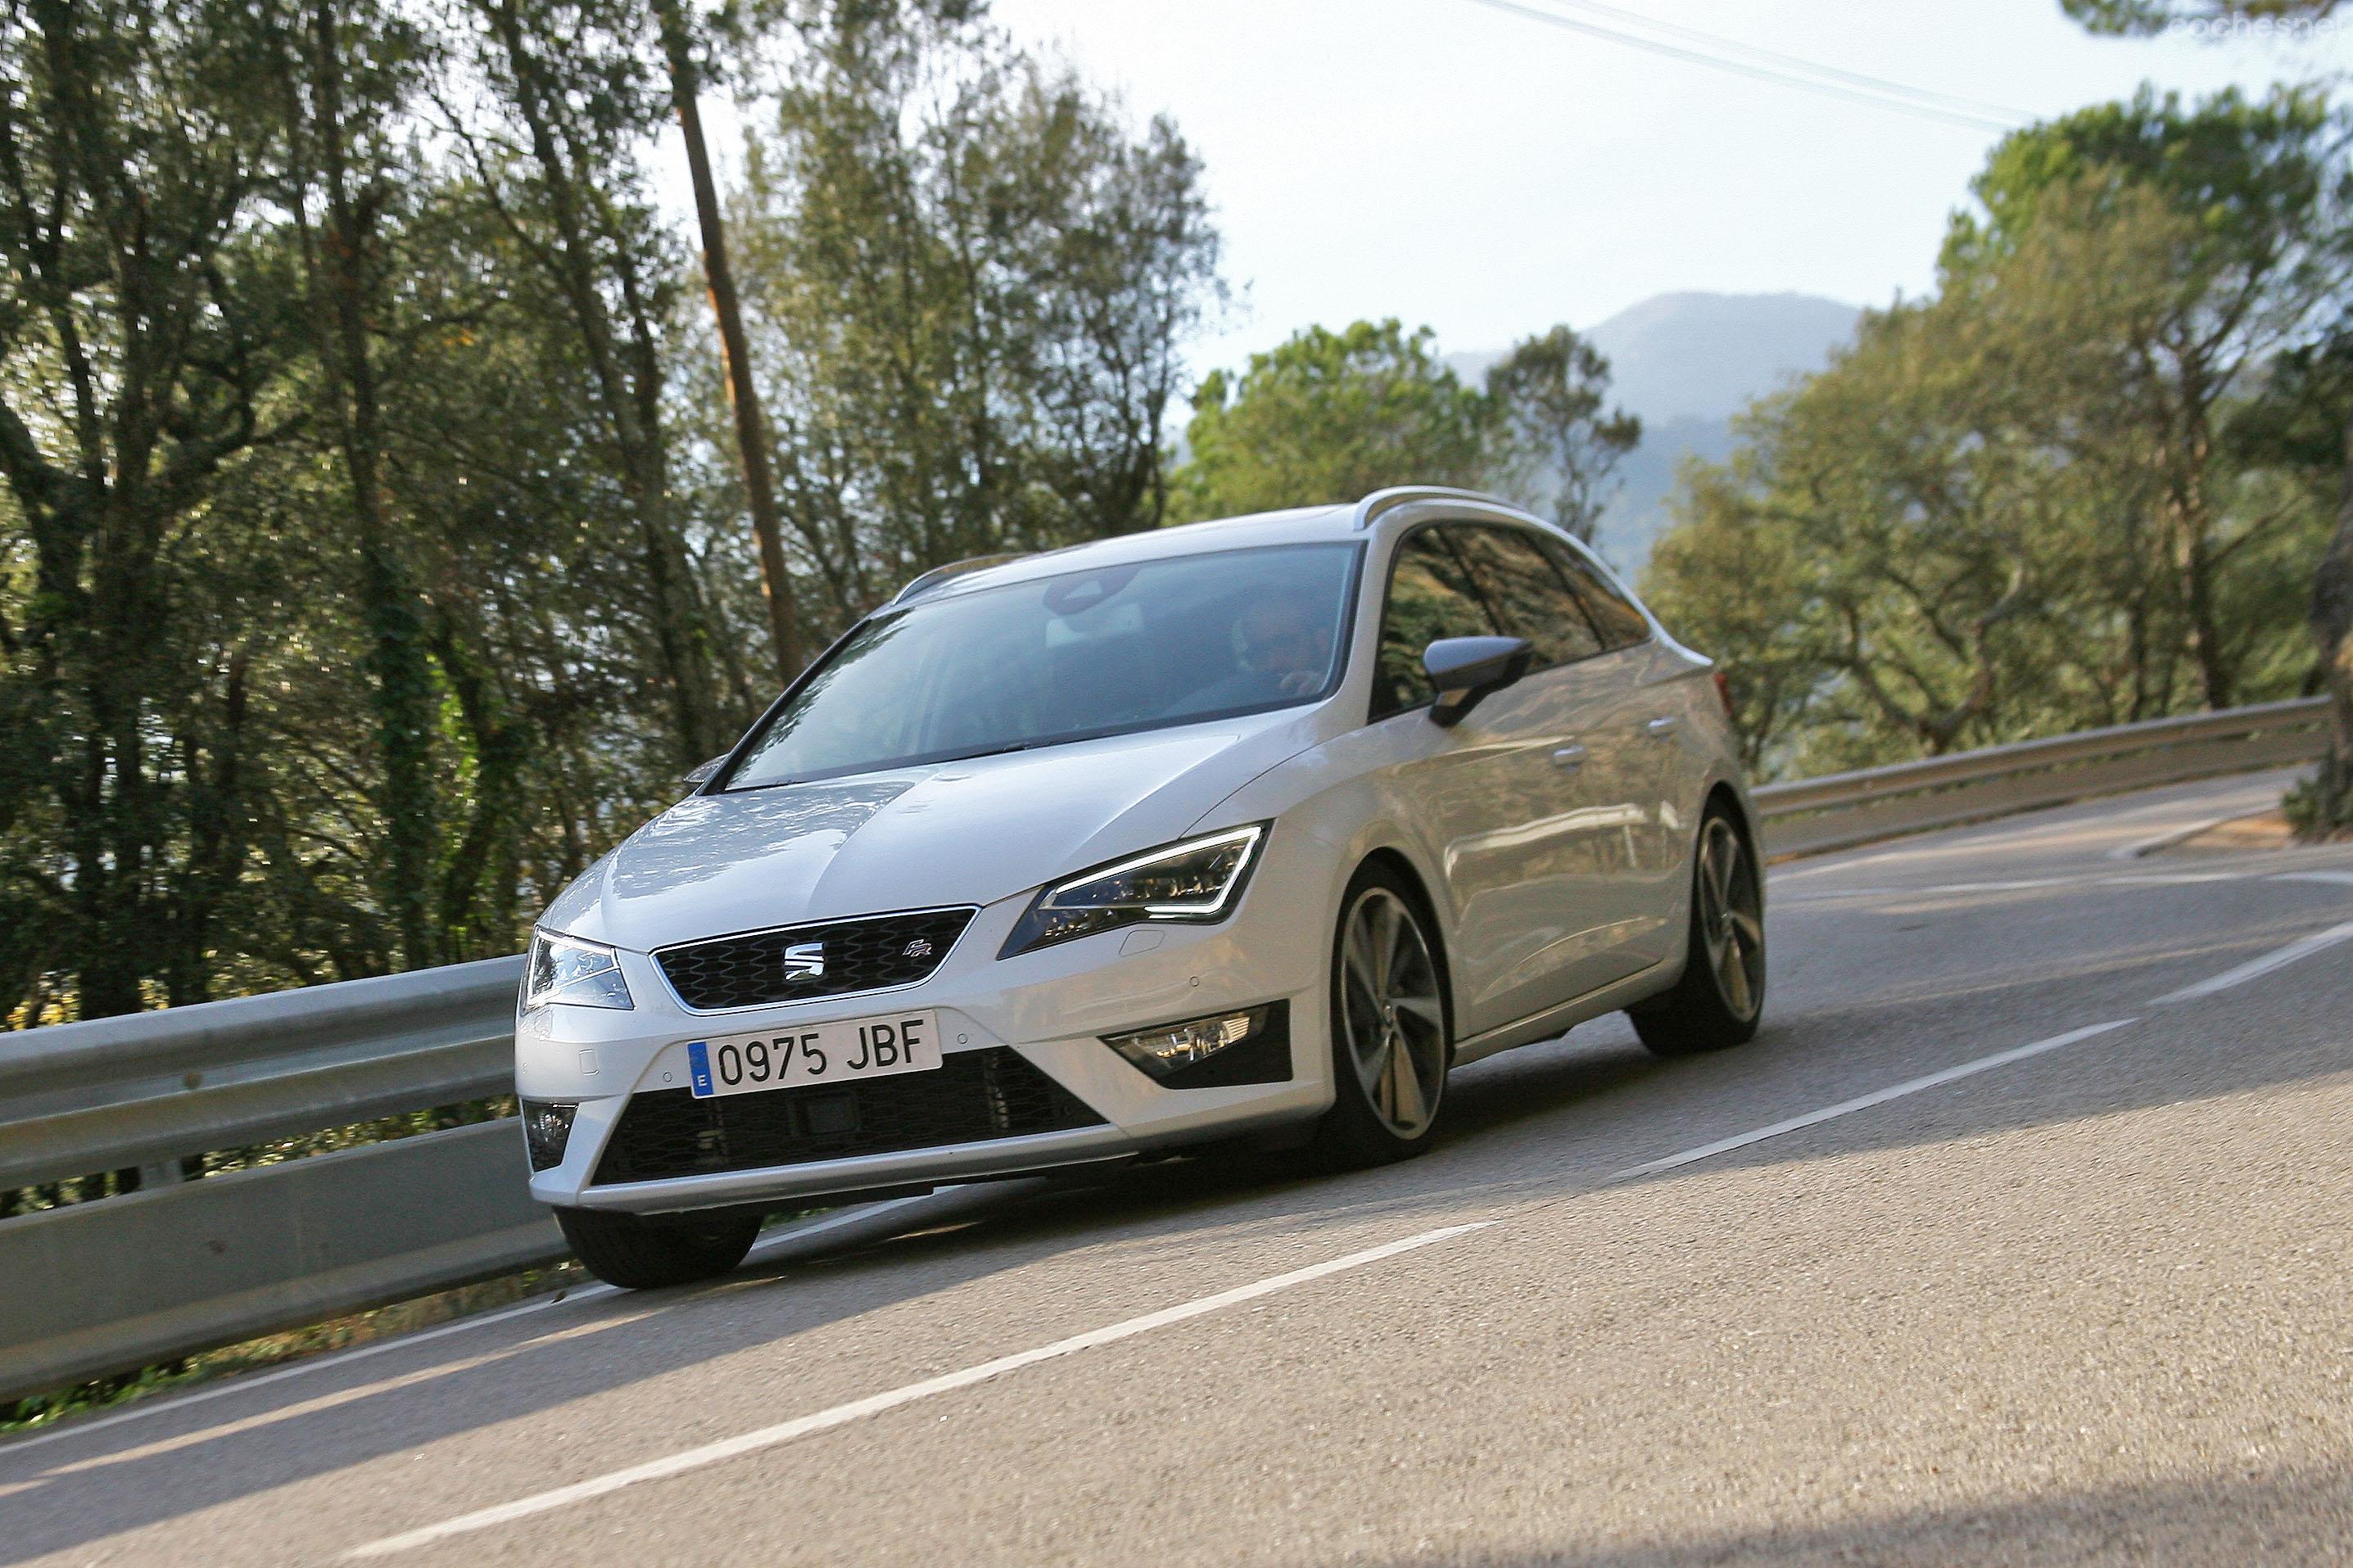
(687, 1040), (714, 1098)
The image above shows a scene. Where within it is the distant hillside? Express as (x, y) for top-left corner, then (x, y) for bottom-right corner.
(1450, 291), (1860, 571)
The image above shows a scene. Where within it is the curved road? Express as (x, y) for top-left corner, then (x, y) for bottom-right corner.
(7, 769), (2352, 1566)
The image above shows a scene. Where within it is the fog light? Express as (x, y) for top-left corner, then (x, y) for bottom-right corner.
(523, 1100), (577, 1172)
(1102, 1001), (1288, 1087)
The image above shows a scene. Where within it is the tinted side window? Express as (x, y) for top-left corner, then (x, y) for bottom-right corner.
(1538, 536), (1651, 650)
(1374, 527), (1500, 718)
(1450, 526), (1604, 667)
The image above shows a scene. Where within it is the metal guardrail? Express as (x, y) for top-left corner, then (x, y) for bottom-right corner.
(1751, 696), (2332, 857)
(0, 698), (2333, 1404)
(0, 959), (561, 1403)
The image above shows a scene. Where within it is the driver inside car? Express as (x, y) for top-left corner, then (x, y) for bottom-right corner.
(1190, 587), (1337, 712)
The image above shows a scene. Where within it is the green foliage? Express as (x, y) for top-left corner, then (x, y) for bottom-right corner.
(0, 0), (1227, 1022)
(730, 2), (1223, 630)
(1648, 85), (2347, 778)
(1170, 320), (1487, 522)
(2061, 0), (2339, 35)
(1168, 319), (1639, 541)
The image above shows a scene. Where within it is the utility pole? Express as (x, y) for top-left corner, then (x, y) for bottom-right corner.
(653, 0), (802, 683)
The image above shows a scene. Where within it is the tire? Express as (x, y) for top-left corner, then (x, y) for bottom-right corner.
(554, 1205), (760, 1290)
(1305, 863), (1452, 1168)
(1631, 804), (1767, 1057)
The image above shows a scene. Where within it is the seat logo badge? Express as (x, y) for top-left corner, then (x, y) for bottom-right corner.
(903, 938), (934, 959)
(783, 942), (826, 981)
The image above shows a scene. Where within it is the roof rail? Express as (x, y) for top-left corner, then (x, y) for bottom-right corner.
(1351, 486), (1527, 531)
(889, 552), (1031, 607)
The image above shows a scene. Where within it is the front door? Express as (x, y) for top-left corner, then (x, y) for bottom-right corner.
(1370, 523), (1640, 1038)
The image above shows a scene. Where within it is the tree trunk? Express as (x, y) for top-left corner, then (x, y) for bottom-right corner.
(653, 0), (800, 685)
(2309, 418), (2353, 832)
(432, 620), (529, 960)
(170, 646), (251, 1006)
(310, 0), (438, 969)
(480, 0), (724, 766)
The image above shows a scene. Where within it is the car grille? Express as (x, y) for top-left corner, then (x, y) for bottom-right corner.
(591, 1048), (1106, 1186)
(655, 907), (975, 1011)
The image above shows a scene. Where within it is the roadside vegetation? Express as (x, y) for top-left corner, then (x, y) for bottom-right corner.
(5, 9), (2351, 1014)
(0, 0), (1226, 1028)
(1649, 85), (2352, 781)
(7, 0), (2352, 1428)
(1648, 1), (2353, 810)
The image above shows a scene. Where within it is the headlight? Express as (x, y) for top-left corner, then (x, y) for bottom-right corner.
(999, 824), (1267, 959)
(522, 929), (634, 1012)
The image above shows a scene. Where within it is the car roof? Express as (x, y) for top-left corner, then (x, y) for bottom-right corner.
(894, 490), (1551, 610)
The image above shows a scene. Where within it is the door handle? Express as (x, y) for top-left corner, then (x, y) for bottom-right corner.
(1645, 716), (1681, 739)
(1551, 743), (1588, 770)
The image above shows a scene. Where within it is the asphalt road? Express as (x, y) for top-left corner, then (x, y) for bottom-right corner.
(7, 768), (2352, 1566)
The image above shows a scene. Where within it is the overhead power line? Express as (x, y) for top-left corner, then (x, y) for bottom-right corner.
(1452, 0), (2034, 134)
(1541, 0), (2034, 122)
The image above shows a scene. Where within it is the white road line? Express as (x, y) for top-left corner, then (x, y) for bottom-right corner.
(20, 1311), (659, 1488)
(2105, 808), (2265, 861)
(1778, 870), (2273, 906)
(1608, 1020), (2138, 1181)
(0, 1289), (609, 1462)
(343, 1011), (2170, 1559)
(2152, 920), (2353, 1004)
(341, 1221), (1495, 1560)
(2274, 870), (2353, 888)
(0, 1193), (942, 1462)
(2102, 871), (2251, 886)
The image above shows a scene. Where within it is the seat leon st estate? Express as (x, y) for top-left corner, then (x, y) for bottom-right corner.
(516, 486), (1767, 1287)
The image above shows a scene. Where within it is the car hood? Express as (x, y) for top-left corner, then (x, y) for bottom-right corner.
(539, 712), (1318, 951)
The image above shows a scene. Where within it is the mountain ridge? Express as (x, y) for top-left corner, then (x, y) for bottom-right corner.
(1448, 289), (1861, 568)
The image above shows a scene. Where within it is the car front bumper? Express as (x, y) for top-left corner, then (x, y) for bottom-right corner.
(517, 831), (1337, 1215)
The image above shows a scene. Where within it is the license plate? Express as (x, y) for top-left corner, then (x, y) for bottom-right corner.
(685, 1010), (942, 1100)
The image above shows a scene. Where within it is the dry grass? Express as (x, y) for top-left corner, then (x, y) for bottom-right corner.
(2, 1260), (587, 1435)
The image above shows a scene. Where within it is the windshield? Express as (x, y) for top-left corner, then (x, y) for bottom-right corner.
(725, 542), (1361, 789)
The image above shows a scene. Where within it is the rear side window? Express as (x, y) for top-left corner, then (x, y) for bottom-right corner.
(1449, 526), (1606, 667)
(1374, 527), (1500, 718)
(1537, 535), (1651, 650)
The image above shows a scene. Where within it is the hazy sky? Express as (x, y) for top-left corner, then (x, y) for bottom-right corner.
(971, 0), (2351, 376)
(670, 2), (2353, 383)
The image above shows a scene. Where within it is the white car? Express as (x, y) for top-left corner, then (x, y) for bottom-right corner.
(514, 487), (1767, 1287)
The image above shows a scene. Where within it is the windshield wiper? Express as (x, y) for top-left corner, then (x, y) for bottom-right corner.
(936, 739), (1042, 765)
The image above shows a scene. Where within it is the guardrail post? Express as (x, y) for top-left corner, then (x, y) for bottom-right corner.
(136, 1159), (185, 1188)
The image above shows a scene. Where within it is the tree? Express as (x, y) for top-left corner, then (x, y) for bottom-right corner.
(1480, 324), (1640, 545)
(269, 0), (446, 968)
(448, 0), (730, 767)
(2062, 0), (2339, 33)
(1645, 130), (2337, 777)
(2056, 1), (2353, 833)
(1170, 320), (1486, 522)
(1947, 86), (2353, 712)
(0, 0), (1229, 1023)
(734, 0), (1221, 626)
(650, 0), (799, 681)
(0, 0), (303, 1015)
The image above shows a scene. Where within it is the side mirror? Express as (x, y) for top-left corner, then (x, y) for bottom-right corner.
(682, 754), (727, 786)
(1424, 636), (1533, 728)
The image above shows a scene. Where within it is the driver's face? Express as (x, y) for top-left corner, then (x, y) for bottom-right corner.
(1238, 598), (1326, 680)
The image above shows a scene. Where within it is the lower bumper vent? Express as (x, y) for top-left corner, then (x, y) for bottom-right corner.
(591, 1048), (1106, 1186)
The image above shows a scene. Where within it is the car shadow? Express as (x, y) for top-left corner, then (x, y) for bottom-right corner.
(1349, 1463), (2353, 1565)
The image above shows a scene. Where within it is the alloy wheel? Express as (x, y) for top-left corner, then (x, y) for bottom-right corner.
(1696, 816), (1765, 1023)
(1337, 887), (1447, 1138)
